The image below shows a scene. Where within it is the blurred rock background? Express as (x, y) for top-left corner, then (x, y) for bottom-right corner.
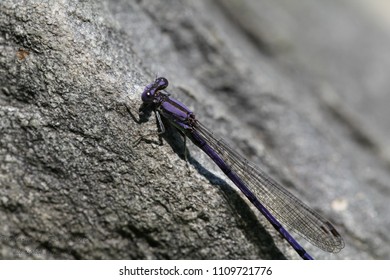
(1, 0), (390, 259)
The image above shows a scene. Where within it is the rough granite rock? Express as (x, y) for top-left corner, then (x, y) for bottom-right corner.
(1, 0), (390, 259)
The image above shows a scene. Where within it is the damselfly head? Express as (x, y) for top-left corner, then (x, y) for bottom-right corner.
(154, 77), (168, 90)
(141, 77), (169, 103)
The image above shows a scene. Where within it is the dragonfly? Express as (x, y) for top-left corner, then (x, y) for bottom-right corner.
(137, 77), (344, 260)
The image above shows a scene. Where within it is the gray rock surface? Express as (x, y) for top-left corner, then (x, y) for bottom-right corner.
(1, 0), (390, 259)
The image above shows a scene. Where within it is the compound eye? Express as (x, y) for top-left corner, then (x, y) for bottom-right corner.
(155, 77), (168, 90)
(141, 89), (154, 103)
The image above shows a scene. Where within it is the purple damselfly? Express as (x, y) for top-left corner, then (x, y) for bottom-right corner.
(138, 77), (344, 260)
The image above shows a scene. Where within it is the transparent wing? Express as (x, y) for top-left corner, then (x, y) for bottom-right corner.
(195, 122), (344, 253)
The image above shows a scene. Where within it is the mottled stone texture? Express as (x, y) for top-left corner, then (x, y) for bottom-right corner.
(1, 0), (390, 259)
